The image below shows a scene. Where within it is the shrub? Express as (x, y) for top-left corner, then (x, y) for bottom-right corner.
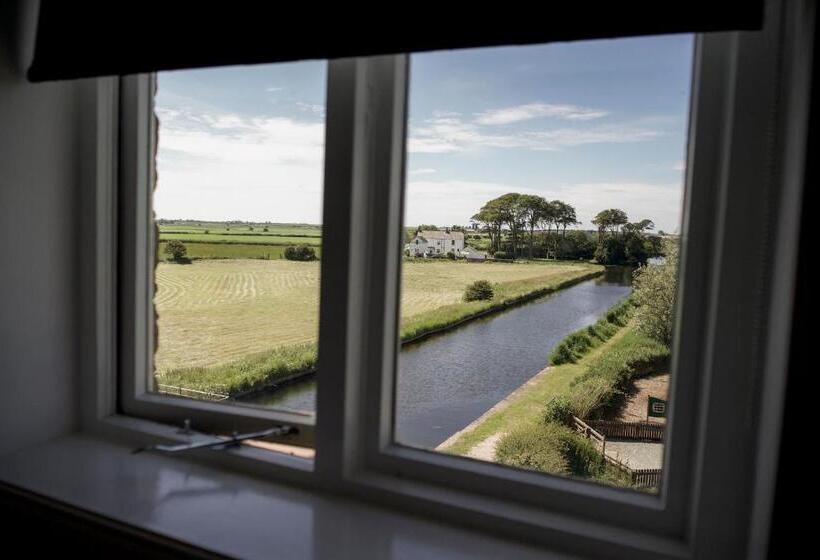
(463, 280), (494, 302)
(495, 422), (570, 475)
(493, 251), (512, 260)
(543, 395), (573, 425)
(496, 421), (630, 483)
(263, 227), (269, 232)
(284, 245), (317, 261)
(446, 251), (456, 260)
(632, 240), (678, 345)
(204, 229), (210, 234)
(164, 240), (188, 262)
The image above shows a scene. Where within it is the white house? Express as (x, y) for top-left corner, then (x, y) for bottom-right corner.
(407, 230), (465, 256)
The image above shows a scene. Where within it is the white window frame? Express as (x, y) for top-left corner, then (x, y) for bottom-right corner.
(79, 1), (813, 557)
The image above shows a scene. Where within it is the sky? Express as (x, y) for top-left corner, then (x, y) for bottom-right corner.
(155, 34), (693, 233)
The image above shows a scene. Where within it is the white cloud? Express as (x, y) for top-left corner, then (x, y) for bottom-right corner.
(296, 102), (326, 117)
(155, 109), (325, 222)
(408, 114), (662, 154)
(266, 86), (284, 93)
(409, 168), (437, 175)
(475, 103), (608, 125)
(673, 160), (686, 171)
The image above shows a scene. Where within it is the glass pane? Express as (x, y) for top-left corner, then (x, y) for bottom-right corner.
(152, 61), (326, 422)
(395, 36), (693, 492)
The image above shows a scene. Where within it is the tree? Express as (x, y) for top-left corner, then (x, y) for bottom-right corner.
(164, 240), (188, 262)
(471, 200), (505, 254)
(632, 240), (679, 345)
(553, 201), (580, 236)
(592, 209), (629, 241)
(519, 194), (546, 259)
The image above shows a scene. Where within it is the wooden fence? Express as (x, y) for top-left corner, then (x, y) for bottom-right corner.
(572, 416), (663, 489)
(587, 419), (665, 441)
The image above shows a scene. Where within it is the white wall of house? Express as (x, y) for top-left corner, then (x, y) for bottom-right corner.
(407, 231), (465, 256)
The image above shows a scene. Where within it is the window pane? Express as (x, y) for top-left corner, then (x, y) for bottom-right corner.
(152, 61), (326, 420)
(395, 36), (693, 492)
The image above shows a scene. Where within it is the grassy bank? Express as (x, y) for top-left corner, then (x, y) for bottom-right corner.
(156, 262), (603, 396)
(440, 303), (669, 488)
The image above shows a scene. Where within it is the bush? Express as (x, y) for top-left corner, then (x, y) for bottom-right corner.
(446, 251), (456, 260)
(543, 395), (573, 425)
(463, 280), (494, 302)
(493, 251), (512, 260)
(495, 422), (570, 475)
(632, 240), (678, 345)
(263, 227), (269, 232)
(284, 245), (317, 261)
(164, 240), (188, 262)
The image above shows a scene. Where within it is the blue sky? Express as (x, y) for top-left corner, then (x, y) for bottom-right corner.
(156, 34), (693, 233)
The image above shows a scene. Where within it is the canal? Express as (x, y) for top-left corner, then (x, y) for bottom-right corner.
(238, 267), (633, 449)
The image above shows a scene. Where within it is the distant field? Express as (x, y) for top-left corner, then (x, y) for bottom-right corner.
(159, 222), (322, 237)
(157, 242), (323, 261)
(158, 222), (322, 253)
(154, 259), (599, 371)
(158, 233), (322, 245)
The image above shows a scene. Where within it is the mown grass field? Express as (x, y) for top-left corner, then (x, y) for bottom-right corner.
(154, 260), (603, 391)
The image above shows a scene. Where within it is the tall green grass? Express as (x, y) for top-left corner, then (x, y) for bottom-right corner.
(495, 421), (631, 486)
(549, 296), (635, 365)
(156, 343), (316, 396)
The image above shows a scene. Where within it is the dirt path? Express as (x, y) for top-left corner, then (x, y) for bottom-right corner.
(604, 441), (664, 470)
(611, 373), (670, 424)
(465, 433), (504, 462)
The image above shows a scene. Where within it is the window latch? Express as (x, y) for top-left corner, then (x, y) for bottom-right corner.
(133, 424), (297, 455)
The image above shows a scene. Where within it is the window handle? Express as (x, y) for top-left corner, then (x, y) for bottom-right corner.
(133, 424), (297, 454)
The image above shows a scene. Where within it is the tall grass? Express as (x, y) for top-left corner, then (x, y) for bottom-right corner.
(495, 421), (631, 486)
(549, 296), (635, 365)
(156, 343), (316, 396)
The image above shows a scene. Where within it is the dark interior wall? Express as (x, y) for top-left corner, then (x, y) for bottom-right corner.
(0, 0), (80, 455)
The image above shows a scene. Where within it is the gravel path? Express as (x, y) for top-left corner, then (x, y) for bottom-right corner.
(466, 433), (504, 462)
(604, 441), (664, 470)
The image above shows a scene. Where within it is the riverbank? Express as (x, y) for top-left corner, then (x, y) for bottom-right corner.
(440, 309), (670, 488)
(156, 262), (604, 397)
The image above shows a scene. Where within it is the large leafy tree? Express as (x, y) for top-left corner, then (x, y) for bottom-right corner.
(632, 240), (679, 345)
(471, 201), (504, 254)
(553, 201), (580, 236)
(519, 194), (546, 259)
(592, 208), (629, 241)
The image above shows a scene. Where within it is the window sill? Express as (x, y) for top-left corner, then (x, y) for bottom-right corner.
(0, 433), (567, 560)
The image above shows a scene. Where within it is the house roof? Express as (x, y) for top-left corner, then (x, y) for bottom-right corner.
(416, 230), (464, 241)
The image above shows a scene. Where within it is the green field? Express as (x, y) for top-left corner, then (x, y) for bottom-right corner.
(158, 222), (321, 249)
(158, 242), (321, 261)
(154, 259), (603, 393)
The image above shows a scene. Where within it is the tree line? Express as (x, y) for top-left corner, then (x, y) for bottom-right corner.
(469, 193), (664, 265)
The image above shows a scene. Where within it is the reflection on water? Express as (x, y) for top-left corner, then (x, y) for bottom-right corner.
(238, 267), (633, 448)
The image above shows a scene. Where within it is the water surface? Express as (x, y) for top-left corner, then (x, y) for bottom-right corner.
(238, 267), (632, 448)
